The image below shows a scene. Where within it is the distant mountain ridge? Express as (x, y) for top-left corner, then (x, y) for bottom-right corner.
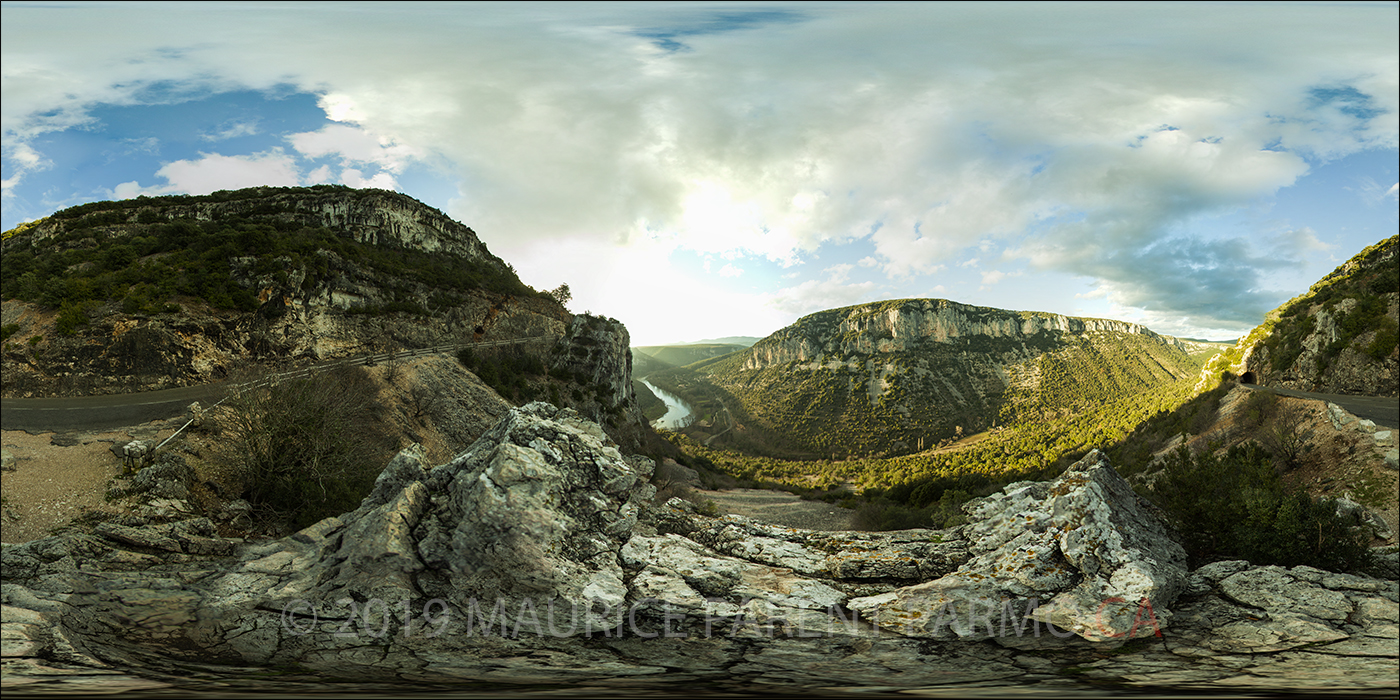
(632, 343), (747, 370)
(664, 336), (761, 347)
(654, 297), (1200, 457)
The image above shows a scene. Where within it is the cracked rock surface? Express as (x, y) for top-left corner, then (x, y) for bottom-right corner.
(3, 405), (1397, 693)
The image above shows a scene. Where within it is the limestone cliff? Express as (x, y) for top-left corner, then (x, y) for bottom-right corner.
(1206, 235), (1398, 397)
(663, 298), (1199, 456)
(742, 298), (1186, 369)
(548, 313), (653, 452)
(0, 186), (570, 397)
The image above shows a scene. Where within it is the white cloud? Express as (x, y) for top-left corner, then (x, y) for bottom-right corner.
(0, 142), (48, 201)
(718, 263), (743, 277)
(2, 2), (1396, 337)
(113, 150), (302, 197)
(981, 270), (1006, 286)
(156, 151), (302, 194)
(824, 263), (854, 283)
(288, 123), (419, 173)
(202, 120), (258, 141)
(1386, 182), (1399, 201)
(306, 164), (334, 184)
(339, 168), (398, 191)
(764, 263), (880, 316)
(765, 276), (879, 317)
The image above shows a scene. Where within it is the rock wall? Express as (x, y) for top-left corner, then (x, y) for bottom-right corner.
(0, 292), (567, 398)
(1230, 235), (1399, 397)
(742, 298), (1185, 370)
(3, 405), (1395, 693)
(10, 188), (502, 267)
(1242, 294), (1399, 396)
(688, 297), (1198, 455)
(549, 313), (652, 452)
(0, 187), (572, 398)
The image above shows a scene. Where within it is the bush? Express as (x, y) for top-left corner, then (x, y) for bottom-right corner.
(55, 301), (90, 335)
(216, 366), (394, 528)
(1144, 442), (1371, 571)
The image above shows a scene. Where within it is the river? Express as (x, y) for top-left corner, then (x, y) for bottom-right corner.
(638, 378), (695, 430)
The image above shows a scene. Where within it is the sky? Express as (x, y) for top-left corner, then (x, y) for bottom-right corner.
(2, 2), (1397, 346)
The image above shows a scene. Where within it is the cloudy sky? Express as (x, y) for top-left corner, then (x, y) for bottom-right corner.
(3, 2), (1397, 345)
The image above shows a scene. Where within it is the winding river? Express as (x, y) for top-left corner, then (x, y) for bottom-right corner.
(638, 378), (696, 430)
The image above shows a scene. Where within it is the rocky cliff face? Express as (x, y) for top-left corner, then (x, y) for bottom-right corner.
(743, 298), (1186, 370)
(12, 187), (501, 265)
(549, 313), (652, 453)
(0, 187), (571, 397)
(680, 298), (1198, 456)
(3, 405), (1396, 693)
(1211, 236), (1398, 397)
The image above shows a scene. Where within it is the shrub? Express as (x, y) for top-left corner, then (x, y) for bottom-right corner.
(55, 301), (89, 335)
(1365, 317), (1398, 360)
(215, 366), (394, 528)
(1144, 442), (1371, 571)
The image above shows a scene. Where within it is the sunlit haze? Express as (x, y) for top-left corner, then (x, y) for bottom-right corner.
(3, 2), (1397, 345)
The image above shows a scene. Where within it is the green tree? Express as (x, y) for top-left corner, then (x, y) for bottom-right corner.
(547, 283), (572, 307)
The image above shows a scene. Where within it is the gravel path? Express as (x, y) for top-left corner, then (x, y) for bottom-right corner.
(1, 423), (177, 543)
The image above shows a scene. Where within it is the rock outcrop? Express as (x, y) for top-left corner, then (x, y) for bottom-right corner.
(1215, 235), (1398, 397)
(549, 313), (653, 452)
(849, 451), (1188, 641)
(743, 298), (1186, 369)
(3, 405), (1395, 693)
(0, 186), (571, 398)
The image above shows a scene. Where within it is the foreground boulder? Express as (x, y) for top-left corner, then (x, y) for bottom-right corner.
(3, 404), (1396, 693)
(849, 450), (1188, 641)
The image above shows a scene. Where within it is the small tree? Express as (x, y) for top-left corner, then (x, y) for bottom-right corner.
(1261, 401), (1311, 471)
(547, 283), (572, 307)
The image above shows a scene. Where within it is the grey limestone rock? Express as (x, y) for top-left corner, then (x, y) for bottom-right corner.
(848, 449), (1188, 641)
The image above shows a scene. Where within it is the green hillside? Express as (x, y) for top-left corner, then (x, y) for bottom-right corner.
(652, 299), (1200, 458)
(1200, 234), (1398, 395)
(630, 349), (673, 378)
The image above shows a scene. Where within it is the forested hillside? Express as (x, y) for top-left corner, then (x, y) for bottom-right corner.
(651, 298), (1199, 458)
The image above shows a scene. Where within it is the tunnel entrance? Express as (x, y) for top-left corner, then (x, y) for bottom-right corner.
(1240, 371), (1257, 385)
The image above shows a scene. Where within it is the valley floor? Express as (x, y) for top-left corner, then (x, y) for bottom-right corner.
(696, 487), (857, 531)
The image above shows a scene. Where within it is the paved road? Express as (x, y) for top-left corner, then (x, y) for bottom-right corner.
(1, 337), (552, 433)
(1241, 383), (1398, 429)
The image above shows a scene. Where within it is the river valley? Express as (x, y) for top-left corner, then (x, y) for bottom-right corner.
(638, 377), (695, 430)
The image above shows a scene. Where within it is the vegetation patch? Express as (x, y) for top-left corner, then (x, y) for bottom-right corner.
(214, 365), (396, 529)
(1, 185), (544, 317)
(1143, 442), (1372, 572)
